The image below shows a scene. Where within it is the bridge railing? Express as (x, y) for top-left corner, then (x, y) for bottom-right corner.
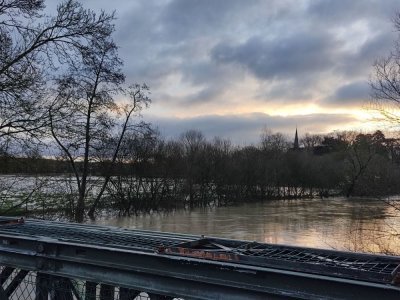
(0, 266), (177, 300)
(1, 217), (400, 300)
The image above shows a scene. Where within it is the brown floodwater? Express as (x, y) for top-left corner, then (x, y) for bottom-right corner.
(93, 197), (400, 254)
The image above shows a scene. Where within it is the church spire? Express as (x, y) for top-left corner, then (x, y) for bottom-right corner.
(294, 127), (299, 149)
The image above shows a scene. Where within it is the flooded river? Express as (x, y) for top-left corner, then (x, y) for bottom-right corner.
(93, 197), (400, 254)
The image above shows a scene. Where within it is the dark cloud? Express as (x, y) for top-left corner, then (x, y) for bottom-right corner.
(307, 0), (399, 24)
(146, 113), (356, 144)
(211, 31), (339, 81)
(327, 81), (370, 105)
(256, 77), (318, 103)
(159, 0), (259, 41)
(210, 27), (395, 87)
(337, 33), (395, 77)
(185, 86), (223, 105)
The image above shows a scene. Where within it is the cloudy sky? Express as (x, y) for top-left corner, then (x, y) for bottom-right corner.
(52, 0), (400, 143)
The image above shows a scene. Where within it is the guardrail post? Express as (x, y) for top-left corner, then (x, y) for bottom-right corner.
(119, 287), (140, 300)
(0, 267), (14, 286)
(99, 284), (114, 300)
(35, 272), (49, 300)
(52, 276), (73, 300)
(85, 281), (97, 300)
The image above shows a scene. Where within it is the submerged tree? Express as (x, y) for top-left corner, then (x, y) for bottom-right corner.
(370, 13), (400, 208)
(0, 0), (152, 221)
(49, 36), (150, 222)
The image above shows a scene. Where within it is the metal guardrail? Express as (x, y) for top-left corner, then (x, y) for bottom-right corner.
(0, 217), (400, 299)
(0, 267), (165, 300)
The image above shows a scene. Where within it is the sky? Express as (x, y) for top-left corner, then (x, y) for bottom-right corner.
(49, 0), (400, 144)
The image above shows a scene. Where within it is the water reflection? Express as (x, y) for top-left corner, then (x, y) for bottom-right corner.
(93, 197), (400, 254)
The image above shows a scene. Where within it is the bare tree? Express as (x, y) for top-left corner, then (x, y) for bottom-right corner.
(345, 133), (375, 197)
(180, 130), (206, 206)
(87, 86), (152, 219)
(369, 13), (400, 126)
(369, 14), (400, 212)
(49, 35), (151, 222)
(0, 0), (115, 140)
(260, 129), (289, 155)
(301, 133), (323, 150)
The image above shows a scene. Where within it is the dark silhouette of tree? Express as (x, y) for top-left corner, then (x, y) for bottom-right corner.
(260, 129), (289, 155)
(48, 25), (150, 222)
(180, 129), (206, 206)
(370, 13), (400, 127)
(301, 133), (323, 150)
(0, 0), (115, 141)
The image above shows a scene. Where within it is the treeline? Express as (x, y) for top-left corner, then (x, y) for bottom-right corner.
(2, 129), (399, 216)
(107, 129), (400, 213)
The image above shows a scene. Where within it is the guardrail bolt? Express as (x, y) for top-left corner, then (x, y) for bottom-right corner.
(37, 243), (45, 253)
